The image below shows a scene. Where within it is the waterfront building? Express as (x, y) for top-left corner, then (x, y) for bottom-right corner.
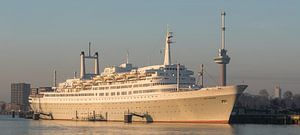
(274, 85), (282, 99)
(11, 83), (31, 111)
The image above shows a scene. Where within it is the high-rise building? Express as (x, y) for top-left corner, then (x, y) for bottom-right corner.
(11, 83), (31, 111)
(274, 85), (282, 99)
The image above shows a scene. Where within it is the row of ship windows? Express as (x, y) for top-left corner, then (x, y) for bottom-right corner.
(39, 99), (204, 109)
(51, 110), (192, 116)
(44, 88), (178, 98)
(165, 68), (184, 71)
(41, 95), (160, 102)
(91, 83), (171, 90)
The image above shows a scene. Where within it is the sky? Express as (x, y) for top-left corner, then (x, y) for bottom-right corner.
(0, 0), (299, 102)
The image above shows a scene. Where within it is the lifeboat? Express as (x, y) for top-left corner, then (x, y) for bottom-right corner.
(104, 75), (115, 82)
(115, 75), (126, 82)
(126, 73), (137, 81)
(146, 72), (153, 77)
(95, 80), (103, 83)
(94, 77), (104, 83)
(93, 76), (104, 81)
(138, 73), (146, 80)
(82, 81), (92, 85)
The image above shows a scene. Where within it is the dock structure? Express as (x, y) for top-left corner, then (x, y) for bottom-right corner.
(33, 113), (40, 120)
(11, 110), (15, 118)
(124, 111), (149, 123)
(80, 111), (108, 121)
(230, 114), (300, 124)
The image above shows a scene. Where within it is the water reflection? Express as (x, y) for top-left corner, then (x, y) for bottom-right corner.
(1, 116), (300, 135)
(32, 121), (234, 135)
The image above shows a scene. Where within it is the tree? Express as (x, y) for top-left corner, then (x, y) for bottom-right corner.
(292, 102), (296, 110)
(293, 94), (300, 108)
(283, 91), (293, 100)
(270, 98), (280, 110)
(283, 91), (293, 109)
(258, 89), (269, 99)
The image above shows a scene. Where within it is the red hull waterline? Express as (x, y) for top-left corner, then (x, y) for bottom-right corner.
(50, 119), (229, 124)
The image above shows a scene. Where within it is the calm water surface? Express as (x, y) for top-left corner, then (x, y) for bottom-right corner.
(0, 115), (299, 135)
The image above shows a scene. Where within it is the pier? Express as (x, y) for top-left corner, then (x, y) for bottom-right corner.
(230, 114), (300, 124)
(124, 111), (152, 123)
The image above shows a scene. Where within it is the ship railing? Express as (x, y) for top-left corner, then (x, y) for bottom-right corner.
(160, 88), (195, 93)
(179, 88), (196, 91)
(29, 94), (44, 98)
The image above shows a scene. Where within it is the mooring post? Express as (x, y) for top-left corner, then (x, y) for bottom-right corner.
(76, 110), (78, 120)
(12, 110), (15, 118)
(105, 112), (108, 121)
(93, 110), (95, 121)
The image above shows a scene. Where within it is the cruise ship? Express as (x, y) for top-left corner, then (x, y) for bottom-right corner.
(29, 12), (247, 123)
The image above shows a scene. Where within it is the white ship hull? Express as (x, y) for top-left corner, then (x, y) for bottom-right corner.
(29, 85), (246, 123)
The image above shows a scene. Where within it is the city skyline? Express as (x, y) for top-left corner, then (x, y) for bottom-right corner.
(1, 0), (300, 102)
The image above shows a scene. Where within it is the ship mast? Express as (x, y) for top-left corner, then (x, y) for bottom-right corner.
(214, 11), (230, 86)
(177, 63), (180, 91)
(163, 26), (174, 65)
(126, 50), (129, 64)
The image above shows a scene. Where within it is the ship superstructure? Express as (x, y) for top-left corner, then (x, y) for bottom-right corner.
(29, 12), (247, 123)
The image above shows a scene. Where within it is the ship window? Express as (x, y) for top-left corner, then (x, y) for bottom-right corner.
(128, 91), (132, 95)
(106, 93), (109, 96)
(117, 92), (120, 95)
(221, 100), (227, 104)
(111, 92), (115, 96)
(143, 84), (150, 87)
(121, 91), (127, 95)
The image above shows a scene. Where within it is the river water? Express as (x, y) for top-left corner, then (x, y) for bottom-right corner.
(0, 115), (299, 135)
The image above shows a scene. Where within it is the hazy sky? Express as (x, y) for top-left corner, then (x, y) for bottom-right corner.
(1, 0), (299, 102)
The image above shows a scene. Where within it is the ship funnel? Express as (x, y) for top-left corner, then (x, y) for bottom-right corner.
(80, 42), (100, 79)
(53, 70), (57, 87)
(163, 27), (174, 65)
(214, 11), (230, 86)
(80, 51), (86, 78)
(94, 52), (99, 75)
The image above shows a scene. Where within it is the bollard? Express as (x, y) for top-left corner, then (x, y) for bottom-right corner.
(12, 110), (15, 118)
